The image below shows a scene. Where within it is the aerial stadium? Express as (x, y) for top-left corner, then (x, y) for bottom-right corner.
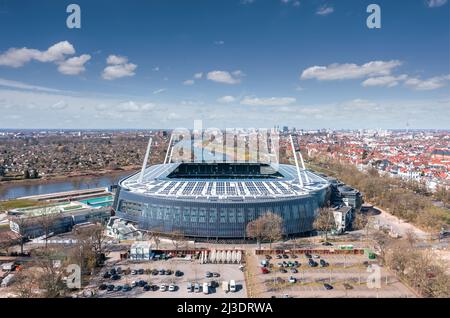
(113, 134), (332, 239)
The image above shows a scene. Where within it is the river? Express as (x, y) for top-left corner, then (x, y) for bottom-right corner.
(0, 171), (133, 201)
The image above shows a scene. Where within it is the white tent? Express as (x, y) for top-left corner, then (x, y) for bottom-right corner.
(226, 251), (232, 263)
(221, 251), (227, 263)
(231, 251), (237, 263)
(210, 250), (216, 263)
(236, 251), (242, 263)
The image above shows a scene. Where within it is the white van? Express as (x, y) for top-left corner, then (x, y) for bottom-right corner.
(186, 282), (193, 292)
(222, 280), (229, 293)
(203, 282), (209, 295)
(229, 280), (236, 292)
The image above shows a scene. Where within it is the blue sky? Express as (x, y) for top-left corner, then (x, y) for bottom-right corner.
(0, 0), (449, 129)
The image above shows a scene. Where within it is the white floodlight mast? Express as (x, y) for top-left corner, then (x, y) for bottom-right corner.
(138, 137), (153, 183)
(163, 133), (173, 164)
(289, 135), (304, 187)
(297, 144), (311, 184)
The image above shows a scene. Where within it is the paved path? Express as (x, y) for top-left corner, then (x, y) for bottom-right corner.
(370, 206), (429, 240)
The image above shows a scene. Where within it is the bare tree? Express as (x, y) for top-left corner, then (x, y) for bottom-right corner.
(246, 212), (284, 249)
(11, 216), (31, 254)
(13, 267), (40, 298)
(404, 229), (417, 248)
(168, 230), (187, 253)
(313, 207), (336, 241)
(37, 207), (58, 249)
(33, 248), (66, 298)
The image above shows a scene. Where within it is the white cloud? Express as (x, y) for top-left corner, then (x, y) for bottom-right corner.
(153, 66), (160, 71)
(240, 0), (255, 4)
(183, 79), (195, 85)
(194, 72), (203, 79)
(0, 78), (62, 93)
(207, 70), (242, 84)
(301, 60), (402, 81)
(57, 54), (91, 75)
(214, 41), (225, 45)
(102, 55), (137, 80)
(316, 5), (334, 16)
(106, 55), (128, 65)
(0, 41), (75, 68)
(217, 95), (236, 103)
(362, 74), (408, 88)
(153, 88), (167, 94)
(426, 0), (447, 8)
(116, 101), (155, 112)
(404, 75), (450, 91)
(240, 96), (296, 106)
(51, 100), (68, 110)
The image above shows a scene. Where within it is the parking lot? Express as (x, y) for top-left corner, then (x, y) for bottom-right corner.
(92, 256), (247, 298)
(247, 251), (417, 298)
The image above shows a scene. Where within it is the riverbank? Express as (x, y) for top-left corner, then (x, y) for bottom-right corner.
(0, 166), (139, 187)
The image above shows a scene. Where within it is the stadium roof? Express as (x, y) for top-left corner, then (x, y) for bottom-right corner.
(120, 163), (329, 201)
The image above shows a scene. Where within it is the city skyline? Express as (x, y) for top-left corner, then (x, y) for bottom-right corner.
(0, 0), (449, 129)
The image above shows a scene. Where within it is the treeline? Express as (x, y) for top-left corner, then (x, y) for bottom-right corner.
(380, 234), (450, 298)
(307, 155), (450, 232)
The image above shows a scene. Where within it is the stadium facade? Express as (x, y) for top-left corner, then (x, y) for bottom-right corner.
(113, 161), (331, 239)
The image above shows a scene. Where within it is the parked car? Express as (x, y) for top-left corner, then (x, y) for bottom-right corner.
(290, 268), (298, 273)
(159, 269), (165, 275)
(320, 259), (328, 267)
(131, 281), (137, 288)
(288, 276), (296, 283)
(143, 284), (151, 291)
(261, 267), (270, 274)
(194, 283), (200, 293)
(212, 272), (220, 277)
(205, 271), (212, 278)
(313, 254), (320, 259)
(131, 270), (137, 275)
(324, 283), (333, 290)
(138, 269), (144, 275)
(203, 282), (209, 294)
(276, 254), (282, 259)
(186, 282), (193, 292)
(106, 284), (115, 291)
(282, 254), (289, 259)
(116, 267), (123, 274)
(230, 280), (236, 292)
(305, 253), (312, 258)
(279, 268), (287, 273)
(151, 269), (159, 275)
(265, 255), (272, 260)
(169, 284), (176, 292)
(291, 254), (298, 259)
(111, 274), (121, 280)
(308, 259), (318, 267)
(160, 284), (167, 292)
(114, 285), (122, 291)
(99, 284), (107, 290)
(165, 269), (172, 275)
(138, 280), (147, 287)
(103, 272), (111, 279)
(109, 268), (116, 275)
(322, 242), (333, 246)
(175, 270), (183, 277)
(123, 284), (131, 292)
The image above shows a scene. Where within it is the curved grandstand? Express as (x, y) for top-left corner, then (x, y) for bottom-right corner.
(113, 161), (331, 238)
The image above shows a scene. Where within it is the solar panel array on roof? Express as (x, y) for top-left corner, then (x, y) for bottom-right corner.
(159, 181), (177, 194)
(182, 182), (196, 195)
(245, 182), (260, 195)
(193, 182), (206, 195)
